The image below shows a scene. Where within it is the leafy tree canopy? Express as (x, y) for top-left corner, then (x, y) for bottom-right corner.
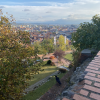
(33, 41), (46, 55)
(41, 38), (54, 53)
(71, 14), (100, 50)
(0, 10), (42, 100)
(58, 35), (66, 51)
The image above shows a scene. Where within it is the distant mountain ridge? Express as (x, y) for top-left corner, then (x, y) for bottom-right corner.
(16, 19), (91, 25)
(42, 19), (91, 25)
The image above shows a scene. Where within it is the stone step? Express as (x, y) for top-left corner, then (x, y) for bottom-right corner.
(79, 89), (89, 96)
(85, 69), (100, 74)
(62, 98), (70, 100)
(87, 66), (99, 70)
(90, 92), (100, 100)
(86, 72), (96, 77)
(73, 94), (90, 100)
(83, 84), (100, 94)
(85, 75), (100, 82)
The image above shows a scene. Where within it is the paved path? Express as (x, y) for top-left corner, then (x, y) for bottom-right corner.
(62, 51), (100, 100)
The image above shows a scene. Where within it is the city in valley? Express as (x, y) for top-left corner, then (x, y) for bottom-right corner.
(11, 23), (79, 44)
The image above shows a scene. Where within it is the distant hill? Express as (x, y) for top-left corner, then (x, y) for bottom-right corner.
(16, 19), (91, 25)
(42, 19), (91, 25)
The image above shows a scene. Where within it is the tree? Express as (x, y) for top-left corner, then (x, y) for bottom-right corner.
(53, 49), (65, 61)
(16, 30), (31, 45)
(66, 38), (69, 46)
(71, 14), (100, 50)
(66, 38), (71, 50)
(41, 39), (54, 53)
(0, 10), (42, 100)
(33, 41), (46, 55)
(0, 16), (11, 28)
(58, 35), (66, 51)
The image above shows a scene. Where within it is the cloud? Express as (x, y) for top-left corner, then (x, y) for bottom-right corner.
(23, 9), (30, 11)
(0, 6), (5, 8)
(1, 0), (100, 23)
(75, 0), (100, 3)
(67, 14), (91, 20)
(46, 11), (52, 13)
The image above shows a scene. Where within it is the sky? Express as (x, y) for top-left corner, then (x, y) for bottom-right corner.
(0, 0), (100, 24)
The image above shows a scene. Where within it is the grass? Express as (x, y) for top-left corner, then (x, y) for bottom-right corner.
(22, 72), (67, 100)
(26, 65), (58, 86)
(64, 53), (73, 61)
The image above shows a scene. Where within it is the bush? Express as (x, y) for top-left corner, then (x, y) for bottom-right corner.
(42, 61), (47, 66)
(69, 63), (74, 69)
(72, 50), (81, 70)
(47, 60), (52, 65)
(51, 62), (55, 66)
(54, 49), (65, 61)
(91, 51), (97, 57)
(50, 56), (55, 59)
(59, 68), (66, 73)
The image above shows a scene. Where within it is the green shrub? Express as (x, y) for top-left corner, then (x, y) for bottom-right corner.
(47, 60), (52, 65)
(91, 51), (97, 57)
(69, 63), (74, 69)
(42, 61), (47, 66)
(72, 50), (81, 70)
(59, 68), (66, 73)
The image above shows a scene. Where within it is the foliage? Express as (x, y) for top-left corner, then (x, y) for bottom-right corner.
(41, 61), (47, 66)
(16, 30), (31, 44)
(53, 49), (65, 61)
(49, 56), (55, 59)
(69, 45), (75, 50)
(0, 15), (11, 29)
(50, 62), (55, 66)
(33, 41), (46, 55)
(71, 14), (100, 50)
(47, 60), (52, 65)
(71, 50), (81, 70)
(41, 39), (54, 53)
(59, 68), (66, 73)
(66, 38), (69, 46)
(66, 44), (73, 50)
(0, 10), (42, 100)
(58, 35), (66, 51)
(66, 46), (71, 50)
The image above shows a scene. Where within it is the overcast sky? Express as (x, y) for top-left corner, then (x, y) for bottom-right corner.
(0, 0), (100, 24)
